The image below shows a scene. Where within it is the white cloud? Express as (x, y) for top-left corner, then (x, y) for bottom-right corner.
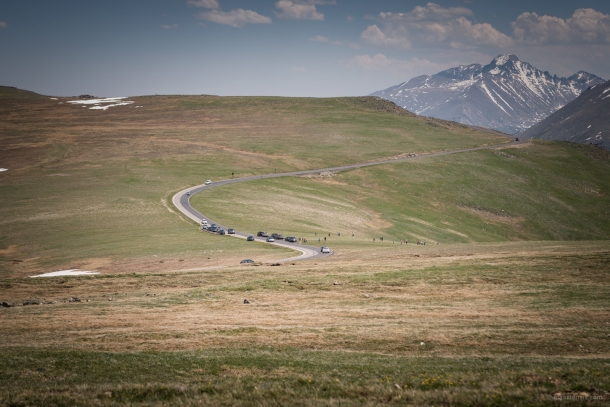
(347, 53), (448, 75)
(361, 2), (512, 49)
(274, 0), (335, 21)
(161, 23), (178, 29)
(187, 0), (219, 9)
(512, 8), (610, 44)
(196, 9), (272, 28)
(0, 21), (7, 29)
(346, 15), (354, 22)
(311, 35), (329, 42)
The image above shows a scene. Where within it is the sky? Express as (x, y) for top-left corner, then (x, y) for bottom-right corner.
(1, 0), (609, 97)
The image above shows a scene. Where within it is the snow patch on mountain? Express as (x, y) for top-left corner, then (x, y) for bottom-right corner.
(370, 54), (605, 134)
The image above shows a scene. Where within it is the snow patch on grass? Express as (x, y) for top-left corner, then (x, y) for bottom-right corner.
(30, 269), (99, 278)
(68, 97), (134, 110)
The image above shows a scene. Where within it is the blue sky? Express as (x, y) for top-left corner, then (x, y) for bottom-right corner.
(1, 0), (609, 97)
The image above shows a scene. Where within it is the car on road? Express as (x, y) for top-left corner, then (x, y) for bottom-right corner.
(271, 233), (283, 240)
(246, 236), (255, 241)
(205, 180), (212, 185)
(321, 246), (330, 253)
(266, 237), (275, 242)
(228, 228), (235, 234)
(515, 137), (519, 141)
(218, 229), (226, 235)
(240, 259), (255, 264)
(201, 225), (209, 231)
(201, 219), (208, 226)
(208, 226), (218, 233)
(186, 191), (191, 196)
(285, 236), (297, 242)
(257, 231), (269, 237)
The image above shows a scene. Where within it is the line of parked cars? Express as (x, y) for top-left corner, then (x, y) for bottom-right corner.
(202, 221), (331, 254)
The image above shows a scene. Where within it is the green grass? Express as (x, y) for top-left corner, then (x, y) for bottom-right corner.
(192, 141), (610, 244)
(1, 348), (609, 406)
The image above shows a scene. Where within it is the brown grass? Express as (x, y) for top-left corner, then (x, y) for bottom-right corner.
(2, 241), (609, 358)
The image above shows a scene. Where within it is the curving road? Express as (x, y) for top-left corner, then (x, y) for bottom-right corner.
(172, 139), (525, 262)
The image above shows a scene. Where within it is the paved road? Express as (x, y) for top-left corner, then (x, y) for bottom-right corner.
(172, 139), (525, 262)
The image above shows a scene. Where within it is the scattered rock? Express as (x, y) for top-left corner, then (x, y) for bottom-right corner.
(243, 299), (250, 304)
(69, 297), (81, 302)
(270, 263), (281, 266)
(365, 294), (371, 298)
(394, 383), (402, 390)
(2, 301), (15, 308)
(420, 341), (425, 346)
(108, 298), (113, 301)
(23, 299), (41, 306)
(333, 281), (340, 285)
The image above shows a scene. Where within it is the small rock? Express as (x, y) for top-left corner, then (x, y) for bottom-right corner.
(69, 297), (81, 302)
(420, 341), (425, 346)
(365, 294), (370, 298)
(333, 281), (340, 285)
(108, 298), (113, 301)
(23, 299), (41, 306)
(243, 299), (250, 304)
(2, 301), (14, 308)
(394, 383), (401, 390)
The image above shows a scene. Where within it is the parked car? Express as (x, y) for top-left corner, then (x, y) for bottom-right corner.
(266, 237), (275, 242)
(201, 219), (208, 226)
(218, 229), (226, 235)
(208, 226), (218, 233)
(321, 246), (330, 253)
(240, 259), (254, 264)
(271, 233), (284, 240)
(257, 231), (269, 237)
(228, 228), (235, 234)
(246, 236), (255, 241)
(285, 236), (297, 242)
(205, 180), (212, 185)
(515, 137), (520, 141)
(201, 225), (209, 231)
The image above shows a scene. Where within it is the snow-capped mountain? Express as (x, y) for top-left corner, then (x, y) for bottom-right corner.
(370, 54), (605, 134)
(520, 80), (610, 150)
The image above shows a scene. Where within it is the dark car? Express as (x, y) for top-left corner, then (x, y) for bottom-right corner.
(271, 233), (284, 240)
(228, 228), (235, 234)
(208, 226), (218, 233)
(285, 236), (297, 242)
(257, 231), (269, 237)
(218, 229), (226, 235)
(246, 236), (255, 241)
(240, 259), (254, 264)
(515, 137), (520, 141)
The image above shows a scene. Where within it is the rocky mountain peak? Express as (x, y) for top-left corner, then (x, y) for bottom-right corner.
(370, 55), (605, 134)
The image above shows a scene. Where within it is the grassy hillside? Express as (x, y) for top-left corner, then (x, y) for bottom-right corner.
(0, 93), (506, 277)
(192, 140), (610, 245)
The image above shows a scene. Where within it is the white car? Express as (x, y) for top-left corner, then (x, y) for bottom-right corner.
(205, 180), (212, 185)
(321, 246), (330, 253)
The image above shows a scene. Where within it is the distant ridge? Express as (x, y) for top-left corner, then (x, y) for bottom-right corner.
(0, 86), (47, 100)
(370, 55), (605, 135)
(520, 80), (610, 150)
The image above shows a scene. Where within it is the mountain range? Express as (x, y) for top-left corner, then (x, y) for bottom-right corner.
(520, 80), (610, 150)
(371, 55), (605, 135)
